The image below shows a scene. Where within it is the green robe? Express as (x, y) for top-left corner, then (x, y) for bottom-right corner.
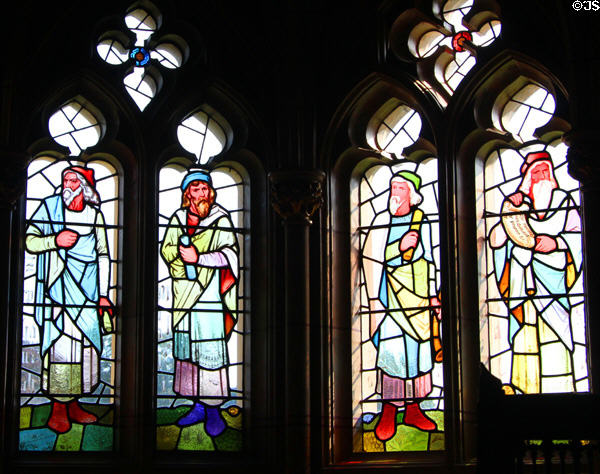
(160, 205), (238, 370)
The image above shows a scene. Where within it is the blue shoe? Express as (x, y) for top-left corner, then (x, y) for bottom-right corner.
(205, 406), (226, 437)
(177, 402), (206, 427)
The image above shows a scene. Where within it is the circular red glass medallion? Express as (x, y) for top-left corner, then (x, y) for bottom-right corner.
(452, 31), (472, 52)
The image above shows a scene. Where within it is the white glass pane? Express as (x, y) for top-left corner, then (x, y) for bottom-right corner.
(124, 69), (156, 111)
(177, 111), (226, 162)
(72, 126), (101, 151)
(48, 113), (74, 137)
(48, 101), (101, 155)
(442, 0), (473, 30)
(514, 84), (547, 108)
(501, 85), (555, 142)
(471, 20), (502, 47)
(125, 8), (157, 45)
(151, 43), (182, 69)
(97, 39), (128, 65)
(417, 30), (444, 58)
(376, 106), (421, 156)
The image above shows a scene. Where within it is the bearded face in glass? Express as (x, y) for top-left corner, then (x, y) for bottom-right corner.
(388, 178), (423, 216)
(182, 180), (216, 218)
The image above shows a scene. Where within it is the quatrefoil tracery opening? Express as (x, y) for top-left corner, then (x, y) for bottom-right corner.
(96, 4), (187, 111)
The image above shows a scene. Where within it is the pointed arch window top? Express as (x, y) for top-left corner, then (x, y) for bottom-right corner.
(493, 84), (556, 143)
(177, 110), (228, 165)
(48, 99), (103, 155)
(367, 105), (422, 158)
(96, 2), (188, 111)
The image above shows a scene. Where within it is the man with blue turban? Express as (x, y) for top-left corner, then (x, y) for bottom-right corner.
(160, 168), (239, 437)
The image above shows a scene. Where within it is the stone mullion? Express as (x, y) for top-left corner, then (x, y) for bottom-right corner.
(269, 169), (324, 473)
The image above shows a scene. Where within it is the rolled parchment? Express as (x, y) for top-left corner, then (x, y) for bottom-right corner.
(501, 200), (536, 249)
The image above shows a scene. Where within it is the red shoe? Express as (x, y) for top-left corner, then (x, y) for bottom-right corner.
(67, 400), (98, 424)
(404, 402), (437, 431)
(374, 402), (398, 442)
(48, 401), (71, 433)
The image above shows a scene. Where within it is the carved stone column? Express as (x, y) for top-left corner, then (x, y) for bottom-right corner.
(0, 151), (27, 451)
(269, 169), (325, 473)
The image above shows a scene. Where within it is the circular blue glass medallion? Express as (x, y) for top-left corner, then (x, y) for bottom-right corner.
(130, 47), (150, 66)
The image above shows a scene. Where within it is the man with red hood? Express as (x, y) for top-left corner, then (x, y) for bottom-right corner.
(489, 151), (583, 394)
(25, 166), (114, 433)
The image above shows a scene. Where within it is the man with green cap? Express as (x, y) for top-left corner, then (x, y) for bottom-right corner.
(367, 170), (441, 441)
(160, 168), (239, 437)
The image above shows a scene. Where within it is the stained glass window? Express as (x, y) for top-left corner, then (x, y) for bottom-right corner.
(156, 163), (247, 451)
(351, 158), (443, 453)
(477, 140), (588, 394)
(20, 156), (120, 451)
(352, 103), (444, 452)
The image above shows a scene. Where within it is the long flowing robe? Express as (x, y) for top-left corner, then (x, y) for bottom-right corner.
(160, 204), (238, 401)
(493, 189), (582, 393)
(375, 211), (438, 381)
(25, 195), (109, 395)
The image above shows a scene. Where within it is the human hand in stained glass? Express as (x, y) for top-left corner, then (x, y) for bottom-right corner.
(430, 295), (442, 321)
(534, 234), (557, 253)
(508, 191), (526, 206)
(399, 230), (419, 252)
(179, 243), (199, 264)
(55, 229), (79, 248)
(98, 296), (115, 334)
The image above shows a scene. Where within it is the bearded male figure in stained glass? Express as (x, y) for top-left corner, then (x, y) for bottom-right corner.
(488, 151), (583, 394)
(24, 166), (114, 435)
(365, 170), (442, 443)
(160, 169), (239, 437)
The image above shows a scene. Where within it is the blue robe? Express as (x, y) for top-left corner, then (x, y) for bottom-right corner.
(376, 212), (437, 379)
(27, 195), (103, 357)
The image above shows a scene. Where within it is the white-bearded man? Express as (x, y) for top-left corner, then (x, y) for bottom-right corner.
(364, 170), (442, 442)
(489, 151), (583, 394)
(25, 166), (114, 433)
(160, 169), (239, 437)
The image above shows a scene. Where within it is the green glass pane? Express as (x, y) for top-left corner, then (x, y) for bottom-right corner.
(20, 407), (32, 429)
(157, 425), (181, 450)
(156, 406), (190, 425)
(178, 424), (215, 451)
(56, 423), (83, 451)
(214, 428), (242, 451)
(82, 425), (112, 451)
(31, 404), (51, 428)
